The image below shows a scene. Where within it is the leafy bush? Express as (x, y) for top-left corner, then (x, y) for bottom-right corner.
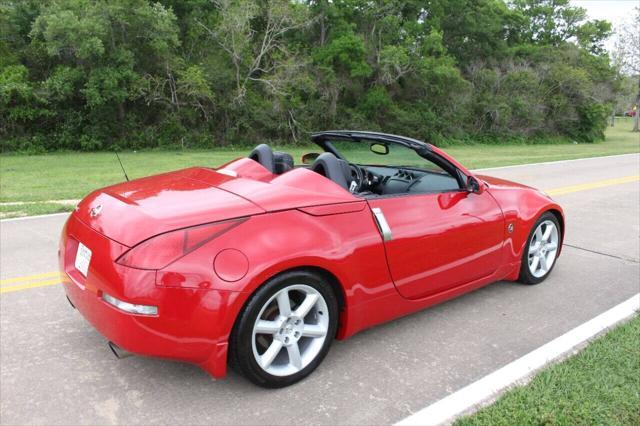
(0, 0), (619, 151)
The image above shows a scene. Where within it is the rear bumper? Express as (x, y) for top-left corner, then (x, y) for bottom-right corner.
(62, 277), (228, 377)
(59, 214), (244, 378)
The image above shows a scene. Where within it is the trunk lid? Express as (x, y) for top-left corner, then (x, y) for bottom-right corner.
(75, 168), (264, 247)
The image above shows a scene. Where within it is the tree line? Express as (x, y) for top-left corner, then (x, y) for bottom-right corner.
(0, 0), (626, 152)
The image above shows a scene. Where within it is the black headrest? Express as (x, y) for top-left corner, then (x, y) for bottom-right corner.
(310, 153), (351, 190)
(273, 151), (294, 174)
(248, 144), (275, 173)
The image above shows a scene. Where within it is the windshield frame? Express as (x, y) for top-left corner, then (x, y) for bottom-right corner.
(310, 130), (466, 188)
(311, 131), (431, 157)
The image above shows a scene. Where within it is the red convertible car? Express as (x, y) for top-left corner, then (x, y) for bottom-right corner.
(59, 131), (564, 387)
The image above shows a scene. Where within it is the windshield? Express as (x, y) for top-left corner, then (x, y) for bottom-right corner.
(326, 139), (443, 171)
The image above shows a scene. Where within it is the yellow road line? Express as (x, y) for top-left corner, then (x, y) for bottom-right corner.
(1, 174), (639, 295)
(0, 278), (61, 294)
(0, 271), (60, 285)
(546, 175), (639, 196)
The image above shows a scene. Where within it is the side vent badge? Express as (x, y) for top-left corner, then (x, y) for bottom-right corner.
(372, 208), (393, 241)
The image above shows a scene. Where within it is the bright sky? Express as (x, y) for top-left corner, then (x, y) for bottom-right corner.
(571, 0), (638, 51)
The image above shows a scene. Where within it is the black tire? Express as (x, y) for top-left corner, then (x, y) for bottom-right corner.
(229, 270), (338, 388)
(518, 211), (561, 285)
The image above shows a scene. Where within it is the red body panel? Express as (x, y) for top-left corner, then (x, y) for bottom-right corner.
(60, 152), (564, 379)
(477, 175), (565, 274)
(368, 190), (505, 299)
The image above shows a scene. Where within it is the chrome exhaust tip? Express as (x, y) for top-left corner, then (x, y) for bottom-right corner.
(108, 341), (132, 359)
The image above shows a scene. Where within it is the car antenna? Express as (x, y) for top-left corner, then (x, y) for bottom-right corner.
(114, 149), (130, 182)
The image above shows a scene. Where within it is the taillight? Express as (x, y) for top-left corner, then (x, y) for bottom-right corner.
(116, 219), (246, 270)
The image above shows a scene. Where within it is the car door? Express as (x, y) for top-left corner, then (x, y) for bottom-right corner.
(367, 187), (505, 300)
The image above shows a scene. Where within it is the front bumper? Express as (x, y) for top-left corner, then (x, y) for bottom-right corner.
(59, 214), (244, 378)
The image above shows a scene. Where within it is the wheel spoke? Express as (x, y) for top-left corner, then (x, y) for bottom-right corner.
(534, 227), (543, 242)
(260, 340), (283, 369)
(294, 293), (319, 318)
(287, 343), (302, 370)
(529, 254), (540, 272)
(542, 224), (553, 242)
(276, 290), (292, 316)
(302, 324), (327, 338)
(530, 241), (541, 253)
(539, 254), (549, 272)
(545, 242), (557, 251)
(254, 320), (280, 335)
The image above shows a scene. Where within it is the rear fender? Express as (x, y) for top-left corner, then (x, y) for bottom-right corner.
(158, 206), (394, 341)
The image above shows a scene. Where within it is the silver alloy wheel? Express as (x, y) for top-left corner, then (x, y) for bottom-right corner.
(251, 284), (329, 377)
(528, 219), (559, 278)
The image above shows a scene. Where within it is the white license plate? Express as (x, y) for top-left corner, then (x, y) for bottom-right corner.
(75, 242), (92, 277)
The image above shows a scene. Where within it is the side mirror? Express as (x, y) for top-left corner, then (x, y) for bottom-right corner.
(301, 152), (320, 165)
(370, 143), (389, 155)
(466, 176), (484, 194)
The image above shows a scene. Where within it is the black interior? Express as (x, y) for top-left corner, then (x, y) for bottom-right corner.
(248, 144), (275, 173)
(248, 143), (461, 196)
(273, 151), (294, 174)
(249, 144), (294, 175)
(309, 153), (352, 190)
(360, 165), (460, 195)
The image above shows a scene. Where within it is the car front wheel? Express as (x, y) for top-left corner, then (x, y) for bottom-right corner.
(230, 271), (338, 388)
(519, 212), (561, 284)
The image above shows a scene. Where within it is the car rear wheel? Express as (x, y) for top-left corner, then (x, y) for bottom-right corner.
(230, 271), (338, 388)
(519, 212), (561, 285)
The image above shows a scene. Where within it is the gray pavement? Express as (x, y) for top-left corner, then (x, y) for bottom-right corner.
(1, 153), (639, 425)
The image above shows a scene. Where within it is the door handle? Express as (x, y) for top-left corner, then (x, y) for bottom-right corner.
(372, 208), (392, 241)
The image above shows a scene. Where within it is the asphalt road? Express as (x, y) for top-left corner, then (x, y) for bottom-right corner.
(1, 153), (639, 425)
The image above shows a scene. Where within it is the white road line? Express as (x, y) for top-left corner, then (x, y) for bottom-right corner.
(396, 293), (640, 426)
(0, 212), (70, 223)
(473, 152), (639, 172)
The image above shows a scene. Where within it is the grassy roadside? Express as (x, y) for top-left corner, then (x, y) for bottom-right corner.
(1, 118), (638, 218)
(445, 117), (639, 168)
(455, 314), (640, 425)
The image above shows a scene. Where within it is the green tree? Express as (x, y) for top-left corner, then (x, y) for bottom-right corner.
(512, 0), (611, 53)
(0, 0), (624, 150)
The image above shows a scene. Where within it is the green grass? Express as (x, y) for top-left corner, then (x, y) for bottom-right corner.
(0, 202), (73, 218)
(444, 118), (640, 169)
(1, 118), (638, 218)
(456, 315), (640, 426)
